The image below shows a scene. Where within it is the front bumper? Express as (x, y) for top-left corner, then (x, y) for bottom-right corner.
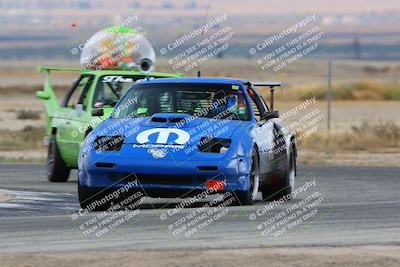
(79, 144), (251, 194)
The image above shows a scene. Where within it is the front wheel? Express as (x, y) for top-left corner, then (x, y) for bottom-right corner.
(78, 182), (111, 211)
(233, 148), (259, 205)
(47, 135), (70, 182)
(262, 150), (295, 200)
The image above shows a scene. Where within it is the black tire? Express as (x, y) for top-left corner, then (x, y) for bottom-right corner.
(233, 148), (260, 205)
(78, 182), (111, 211)
(262, 150), (295, 201)
(47, 135), (70, 182)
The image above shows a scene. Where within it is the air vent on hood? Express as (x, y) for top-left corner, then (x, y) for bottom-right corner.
(151, 117), (168, 123)
(169, 117), (186, 123)
(151, 116), (186, 123)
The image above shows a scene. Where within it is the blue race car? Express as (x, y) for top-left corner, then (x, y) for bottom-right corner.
(78, 77), (297, 210)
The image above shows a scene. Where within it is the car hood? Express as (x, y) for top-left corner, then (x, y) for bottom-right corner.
(96, 113), (246, 146)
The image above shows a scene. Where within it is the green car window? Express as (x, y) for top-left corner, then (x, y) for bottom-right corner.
(65, 76), (92, 108)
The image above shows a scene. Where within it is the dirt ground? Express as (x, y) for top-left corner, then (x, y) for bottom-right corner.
(0, 246), (399, 267)
(300, 149), (400, 167)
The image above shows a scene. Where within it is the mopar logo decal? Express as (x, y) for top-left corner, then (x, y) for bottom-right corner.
(136, 128), (190, 145)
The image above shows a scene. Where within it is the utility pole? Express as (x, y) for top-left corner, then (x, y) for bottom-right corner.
(353, 38), (361, 60)
(327, 60), (333, 134)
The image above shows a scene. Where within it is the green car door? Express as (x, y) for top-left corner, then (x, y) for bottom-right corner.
(57, 75), (94, 165)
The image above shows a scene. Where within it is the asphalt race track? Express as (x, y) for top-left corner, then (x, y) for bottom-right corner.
(0, 163), (399, 253)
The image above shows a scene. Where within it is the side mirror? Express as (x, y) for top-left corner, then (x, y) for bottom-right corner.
(36, 91), (51, 100)
(261, 110), (279, 120)
(91, 109), (104, 117)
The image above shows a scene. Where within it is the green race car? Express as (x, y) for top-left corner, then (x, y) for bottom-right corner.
(36, 66), (180, 182)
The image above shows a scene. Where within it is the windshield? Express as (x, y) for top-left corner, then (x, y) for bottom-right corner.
(112, 83), (250, 120)
(92, 75), (147, 108)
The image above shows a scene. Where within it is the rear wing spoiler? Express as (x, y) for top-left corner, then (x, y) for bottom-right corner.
(36, 65), (82, 73)
(36, 66), (84, 122)
(252, 82), (283, 88)
(251, 81), (283, 110)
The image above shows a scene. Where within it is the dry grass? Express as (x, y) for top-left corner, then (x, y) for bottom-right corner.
(281, 82), (400, 101)
(16, 110), (41, 120)
(0, 84), (70, 96)
(301, 121), (400, 151)
(0, 126), (45, 151)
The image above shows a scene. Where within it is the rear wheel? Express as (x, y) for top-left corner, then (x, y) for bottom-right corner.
(233, 148), (259, 205)
(262, 150), (295, 200)
(47, 135), (70, 182)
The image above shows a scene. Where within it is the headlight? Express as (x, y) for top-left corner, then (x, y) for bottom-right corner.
(93, 136), (124, 151)
(198, 137), (232, 154)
